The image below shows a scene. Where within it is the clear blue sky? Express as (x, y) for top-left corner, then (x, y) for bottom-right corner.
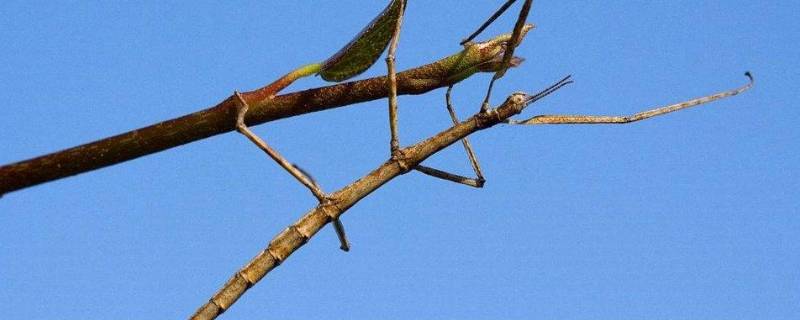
(1, 1), (798, 319)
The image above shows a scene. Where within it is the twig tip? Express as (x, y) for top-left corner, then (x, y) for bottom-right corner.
(744, 71), (754, 82)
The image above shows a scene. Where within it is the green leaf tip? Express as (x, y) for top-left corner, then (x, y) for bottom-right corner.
(319, 0), (405, 82)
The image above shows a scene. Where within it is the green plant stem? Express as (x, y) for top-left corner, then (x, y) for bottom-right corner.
(251, 63), (322, 101)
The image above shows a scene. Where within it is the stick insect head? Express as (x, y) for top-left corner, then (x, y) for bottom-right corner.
(481, 23), (535, 49)
(474, 23), (535, 73)
(442, 24), (535, 83)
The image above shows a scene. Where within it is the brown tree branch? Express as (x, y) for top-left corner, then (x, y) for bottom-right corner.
(189, 81), (566, 320)
(189, 73), (750, 319)
(0, 45), (507, 196)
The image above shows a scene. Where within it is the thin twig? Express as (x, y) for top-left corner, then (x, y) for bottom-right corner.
(508, 72), (753, 125)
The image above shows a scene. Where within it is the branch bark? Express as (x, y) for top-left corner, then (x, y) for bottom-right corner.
(189, 90), (542, 320)
(0, 51), (481, 196)
(188, 71), (751, 318)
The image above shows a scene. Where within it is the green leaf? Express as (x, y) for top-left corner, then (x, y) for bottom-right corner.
(319, 0), (405, 82)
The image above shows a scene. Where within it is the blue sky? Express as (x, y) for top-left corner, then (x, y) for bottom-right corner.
(1, 1), (798, 319)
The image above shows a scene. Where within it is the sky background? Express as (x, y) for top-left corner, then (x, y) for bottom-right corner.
(1, 1), (798, 319)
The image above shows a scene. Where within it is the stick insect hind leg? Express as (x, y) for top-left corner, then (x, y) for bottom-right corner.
(414, 86), (487, 188)
(385, 0), (406, 154)
(383, 2), (486, 187)
(459, 0), (533, 113)
(233, 92), (351, 252)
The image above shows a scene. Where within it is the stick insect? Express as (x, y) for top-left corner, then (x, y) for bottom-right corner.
(230, 0), (752, 253)
(392, 0), (751, 186)
(230, 0), (405, 251)
(192, 2), (751, 318)
(230, 0), (535, 250)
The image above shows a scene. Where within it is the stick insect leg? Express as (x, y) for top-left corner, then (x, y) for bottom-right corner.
(331, 219), (351, 252)
(446, 86), (485, 181)
(234, 92), (350, 251)
(233, 91), (328, 202)
(413, 86), (486, 188)
(415, 165), (485, 188)
(479, 0), (533, 113)
(460, 0), (517, 45)
(386, 0), (405, 154)
(480, 77), (498, 113)
(413, 74), (575, 187)
(291, 163), (351, 252)
(508, 72), (754, 126)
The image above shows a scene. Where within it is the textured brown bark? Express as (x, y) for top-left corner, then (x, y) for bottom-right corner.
(186, 71), (751, 319)
(0, 55), (464, 196)
(189, 92), (535, 320)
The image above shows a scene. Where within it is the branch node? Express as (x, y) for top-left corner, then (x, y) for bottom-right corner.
(319, 197), (343, 220)
(233, 91), (249, 133)
(266, 247), (284, 267)
(391, 149), (413, 173)
(475, 108), (502, 129)
(289, 225), (311, 243)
